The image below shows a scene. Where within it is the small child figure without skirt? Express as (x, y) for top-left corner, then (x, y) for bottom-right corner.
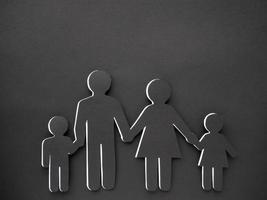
(41, 116), (77, 192)
(194, 113), (237, 191)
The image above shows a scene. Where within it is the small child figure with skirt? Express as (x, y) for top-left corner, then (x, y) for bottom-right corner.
(128, 79), (198, 191)
(194, 113), (237, 191)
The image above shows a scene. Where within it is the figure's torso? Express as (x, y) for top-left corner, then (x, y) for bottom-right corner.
(136, 104), (181, 158)
(80, 95), (118, 142)
(44, 137), (71, 165)
(198, 133), (228, 167)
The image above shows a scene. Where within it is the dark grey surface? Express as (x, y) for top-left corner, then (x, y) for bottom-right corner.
(0, 0), (266, 199)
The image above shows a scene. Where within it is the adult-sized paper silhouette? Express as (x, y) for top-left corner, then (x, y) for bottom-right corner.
(73, 70), (130, 191)
(128, 79), (198, 191)
(41, 116), (77, 192)
(194, 113), (237, 191)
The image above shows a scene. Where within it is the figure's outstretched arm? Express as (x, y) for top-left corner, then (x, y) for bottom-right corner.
(41, 140), (49, 168)
(192, 140), (203, 150)
(172, 109), (198, 145)
(113, 102), (130, 142)
(66, 138), (79, 155)
(68, 145), (77, 155)
(73, 101), (86, 148)
(129, 107), (148, 141)
(193, 135), (206, 151)
(224, 136), (238, 157)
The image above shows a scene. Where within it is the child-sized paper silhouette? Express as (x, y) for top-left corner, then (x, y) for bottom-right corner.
(41, 116), (77, 192)
(73, 70), (130, 191)
(194, 113), (237, 191)
(128, 79), (198, 191)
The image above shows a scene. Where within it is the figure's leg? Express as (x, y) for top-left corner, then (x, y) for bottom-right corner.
(49, 163), (59, 192)
(145, 157), (157, 191)
(87, 143), (101, 191)
(158, 157), (172, 191)
(213, 167), (223, 191)
(202, 166), (212, 191)
(101, 143), (115, 190)
(59, 161), (69, 192)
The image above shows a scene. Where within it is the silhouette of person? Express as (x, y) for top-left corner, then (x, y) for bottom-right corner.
(73, 70), (130, 191)
(128, 79), (198, 191)
(194, 113), (237, 191)
(41, 116), (77, 192)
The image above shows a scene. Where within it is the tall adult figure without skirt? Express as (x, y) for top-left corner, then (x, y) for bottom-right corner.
(73, 70), (130, 191)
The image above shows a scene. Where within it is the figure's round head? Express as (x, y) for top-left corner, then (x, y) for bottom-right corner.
(204, 113), (223, 133)
(48, 116), (68, 136)
(146, 79), (171, 104)
(87, 70), (111, 95)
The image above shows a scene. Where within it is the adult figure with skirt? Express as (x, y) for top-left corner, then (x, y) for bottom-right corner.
(128, 79), (198, 191)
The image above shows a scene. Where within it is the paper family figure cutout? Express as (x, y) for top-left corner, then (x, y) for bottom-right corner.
(73, 70), (130, 191)
(127, 79), (198, 191)
(41, 116), (78, 192)
(194, 113), (238, 191)
(41, 70), (237, 193)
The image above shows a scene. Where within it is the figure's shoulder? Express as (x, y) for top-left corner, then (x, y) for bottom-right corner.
(103, 96), (122, 107)
(203, 133), (223, 145)
(62, 136), (72, 143)
(77, 96), (93, 106)
(142, 104), (152, 111)
(42, 136), (54, 146)
(56, 136), (72, 147)
(79, 96), (93, 103)
(105, 95), (118, 102)
(165, 105), (176, 112)
(162, 105), (178, 118)
(199, 133), (210, 142)
(140, 105), (153, 116)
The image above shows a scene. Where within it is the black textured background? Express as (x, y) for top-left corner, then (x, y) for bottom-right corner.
(0, 0), (266, 199)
